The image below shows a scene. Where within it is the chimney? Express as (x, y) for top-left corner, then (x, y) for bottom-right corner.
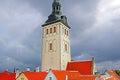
(92, 57), (97, 75)
(35, 66), (40, 72)
(26, 67), (30, 72)
(5, 69), (8, 71)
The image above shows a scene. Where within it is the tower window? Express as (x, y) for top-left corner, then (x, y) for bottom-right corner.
(50, 28), (52, 33)
(46, 29), (48, 34)
(57, 6), (59, 10)
(67, 30), (68, 36)
(65, 29), (66, 35)
(54, 27), (56, 33)
(50, 43), (52, 50)
(65, 44), (67, 51)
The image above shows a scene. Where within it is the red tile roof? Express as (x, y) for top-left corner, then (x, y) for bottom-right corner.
(23, 71), (47, 80)
(0, 71), (16, 80)
(69, 75), (97, 80)
(98, 70), (120, 80)
(66, 60), (93, 75)
(80, 75), (96, 80)
(106, 70), (120, 80)
(52, 70), (80, 80)
(51, 70), (97, 80)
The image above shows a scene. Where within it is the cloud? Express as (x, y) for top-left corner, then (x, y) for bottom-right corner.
(72, 53), (120, 73)
(70, 0), (120, 71)
(97, 60), (120, 72)
(0, 0), (44, 38)
(0, 56), (25, 71)
(0, 0), (44, 71)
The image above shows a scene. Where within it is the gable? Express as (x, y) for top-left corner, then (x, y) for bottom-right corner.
(16, 73), (28, 80)
(45, 71), (57, 80)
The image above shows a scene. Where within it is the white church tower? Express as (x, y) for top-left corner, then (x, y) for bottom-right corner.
(41, 0), (71, 71)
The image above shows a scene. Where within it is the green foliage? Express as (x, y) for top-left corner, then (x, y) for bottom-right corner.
(114, 70), (120, 76)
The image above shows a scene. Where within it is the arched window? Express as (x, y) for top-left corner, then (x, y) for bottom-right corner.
(57, 6), (59, 10)
(50, 28), (52, 33)
(65, 29), (66, 35)
(65, 44), (67, 51)
(54, 27), (56, 33)
(50, 43), (52, 50)
(67, 30), (69, 36)
(46, 29), (48, 34)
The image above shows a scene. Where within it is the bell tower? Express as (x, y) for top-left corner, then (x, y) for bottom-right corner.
(41, 0), (71, 71)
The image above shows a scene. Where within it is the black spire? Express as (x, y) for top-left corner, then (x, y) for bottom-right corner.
(52, 0), (61, 15)
(43, 0), (70, 28)
(45, 0), (62, 23)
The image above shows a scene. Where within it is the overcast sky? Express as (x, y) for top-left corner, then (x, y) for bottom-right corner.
(0, 0), (120, 72)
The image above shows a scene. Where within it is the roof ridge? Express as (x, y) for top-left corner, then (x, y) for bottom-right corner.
(80, 75), (96, 76)
(69, 59), (92, 63)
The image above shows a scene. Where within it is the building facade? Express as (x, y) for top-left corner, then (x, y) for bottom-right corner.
(41, 0), (71, 71)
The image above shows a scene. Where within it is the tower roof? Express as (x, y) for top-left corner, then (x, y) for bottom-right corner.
(42, 0), (70, 28)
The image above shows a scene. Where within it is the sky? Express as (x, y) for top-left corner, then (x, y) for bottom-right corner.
(0, 0), (120, 72)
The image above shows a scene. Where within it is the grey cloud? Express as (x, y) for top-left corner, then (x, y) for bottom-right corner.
(97, 60), (120, 72)
(70, 0), (120, 72)
(0, 0), (43, 71)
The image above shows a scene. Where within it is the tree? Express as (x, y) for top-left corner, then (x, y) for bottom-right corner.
(114, 70), (120, 76)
